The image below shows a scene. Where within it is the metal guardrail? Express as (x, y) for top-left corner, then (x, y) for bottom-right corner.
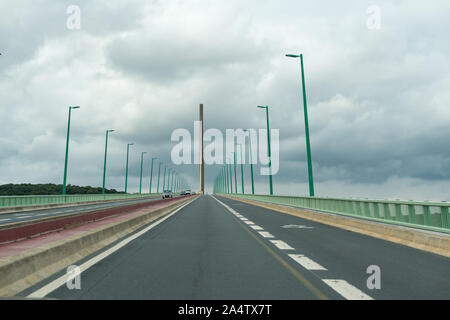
(219, 193), (450, 234)
(0, 193), (162, 209)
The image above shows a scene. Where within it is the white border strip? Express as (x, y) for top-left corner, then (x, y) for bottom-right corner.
(288, 254), (327, 271)
(323, 279), (373, 300)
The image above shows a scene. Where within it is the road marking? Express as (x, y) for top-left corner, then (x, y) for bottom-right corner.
(270, 240), (295, 250)
(243, 221), (254, 225)
(281, 224), (314, 229)
(16, 216), (32, 219)
(322, 279), (373, 300)
(289, 254), (327, 271)
(210, 196), (329, 300)
(37, 213), (50, 216)
(258, 231), (274, 238)
(27, 197), (198, 299)
(0, 218), (11, 222)
(240, 218), (249, 221)
(250, 225), (264, 231)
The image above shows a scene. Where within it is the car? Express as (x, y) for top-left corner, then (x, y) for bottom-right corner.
(162, 190), (173, 199)
(185, 189), (191, 195)
(180, 190), (186, 196)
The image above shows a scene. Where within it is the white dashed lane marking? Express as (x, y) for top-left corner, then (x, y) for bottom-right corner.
(258, 231), (275, 238)
(270, 240), (295, 250)
(288, 254), (327, 271)
(322, 279), (373, 300)
(0, 218), (11, 222)
(16, 216), (32, 219)
(211, 196), (374, 300)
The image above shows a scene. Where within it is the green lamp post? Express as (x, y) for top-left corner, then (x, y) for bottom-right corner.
(286, 53), (315, 196)
(62, 106), (80, 195)
(257, 105), (273, 195)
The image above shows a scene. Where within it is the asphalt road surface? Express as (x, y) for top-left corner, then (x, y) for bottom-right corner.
(22, 195), (450, 300)
(0, 196), (170, 226)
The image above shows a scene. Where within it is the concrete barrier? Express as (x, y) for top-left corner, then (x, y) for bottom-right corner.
(221, 195), (450, 258)
(0, 196), (189, 241)
(0, 195), (161, 215)
(0, 196), (197, 297)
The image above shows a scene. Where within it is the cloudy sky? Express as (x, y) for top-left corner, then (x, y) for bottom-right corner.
(1, 0), (450, 200)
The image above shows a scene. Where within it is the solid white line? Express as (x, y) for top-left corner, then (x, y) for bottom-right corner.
(258, 231), (274, 238)
(322, 279), (373, 300)
(270, 240), (295, 250)
(288, 254), (327, 271)
(27, 197), (197, 299)
(250, 225), (264, 231)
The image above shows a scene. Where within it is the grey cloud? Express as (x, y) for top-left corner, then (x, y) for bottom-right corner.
(1, 0), (450, 199)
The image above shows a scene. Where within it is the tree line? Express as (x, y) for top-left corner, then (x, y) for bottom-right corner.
(0, 184), (123, 196)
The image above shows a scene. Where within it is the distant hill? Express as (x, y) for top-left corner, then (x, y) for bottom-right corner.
(0, 183), (123, 196)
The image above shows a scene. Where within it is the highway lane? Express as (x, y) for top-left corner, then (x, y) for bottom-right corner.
(216, 196), (450, 299)
(0, 196), (174, 227)
(22, 195), (450, 299)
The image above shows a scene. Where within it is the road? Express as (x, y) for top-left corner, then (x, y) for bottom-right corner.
(0, 196), (167, 226)
(21, 195), (450, 299)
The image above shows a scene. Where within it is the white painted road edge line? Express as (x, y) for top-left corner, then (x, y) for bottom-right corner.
(27, 197), (198, 299)
(322, 279), (373, 300)
(270, 240), (295, 250)
(288, 254), (327, 271)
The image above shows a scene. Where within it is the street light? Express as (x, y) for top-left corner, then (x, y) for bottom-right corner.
(124, 143), (134, 194)
(102, 129), (115, 195)
(239, 144), (244, 194)
(171, 170), (175, 191)
(139, 152), (147, 194)
(244, 129), (255, 194)
(163, 165), (167, 191)
(286, 53), (315, 196)
(257, 105), (273, 195)
(167, 168), (172, 191)
(149, 157), (157, 194)
(157, 161), (162, 193)
(233, 152), (238, 194)
(62, 106), (80, 195)
(227, 156), (233, 194)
